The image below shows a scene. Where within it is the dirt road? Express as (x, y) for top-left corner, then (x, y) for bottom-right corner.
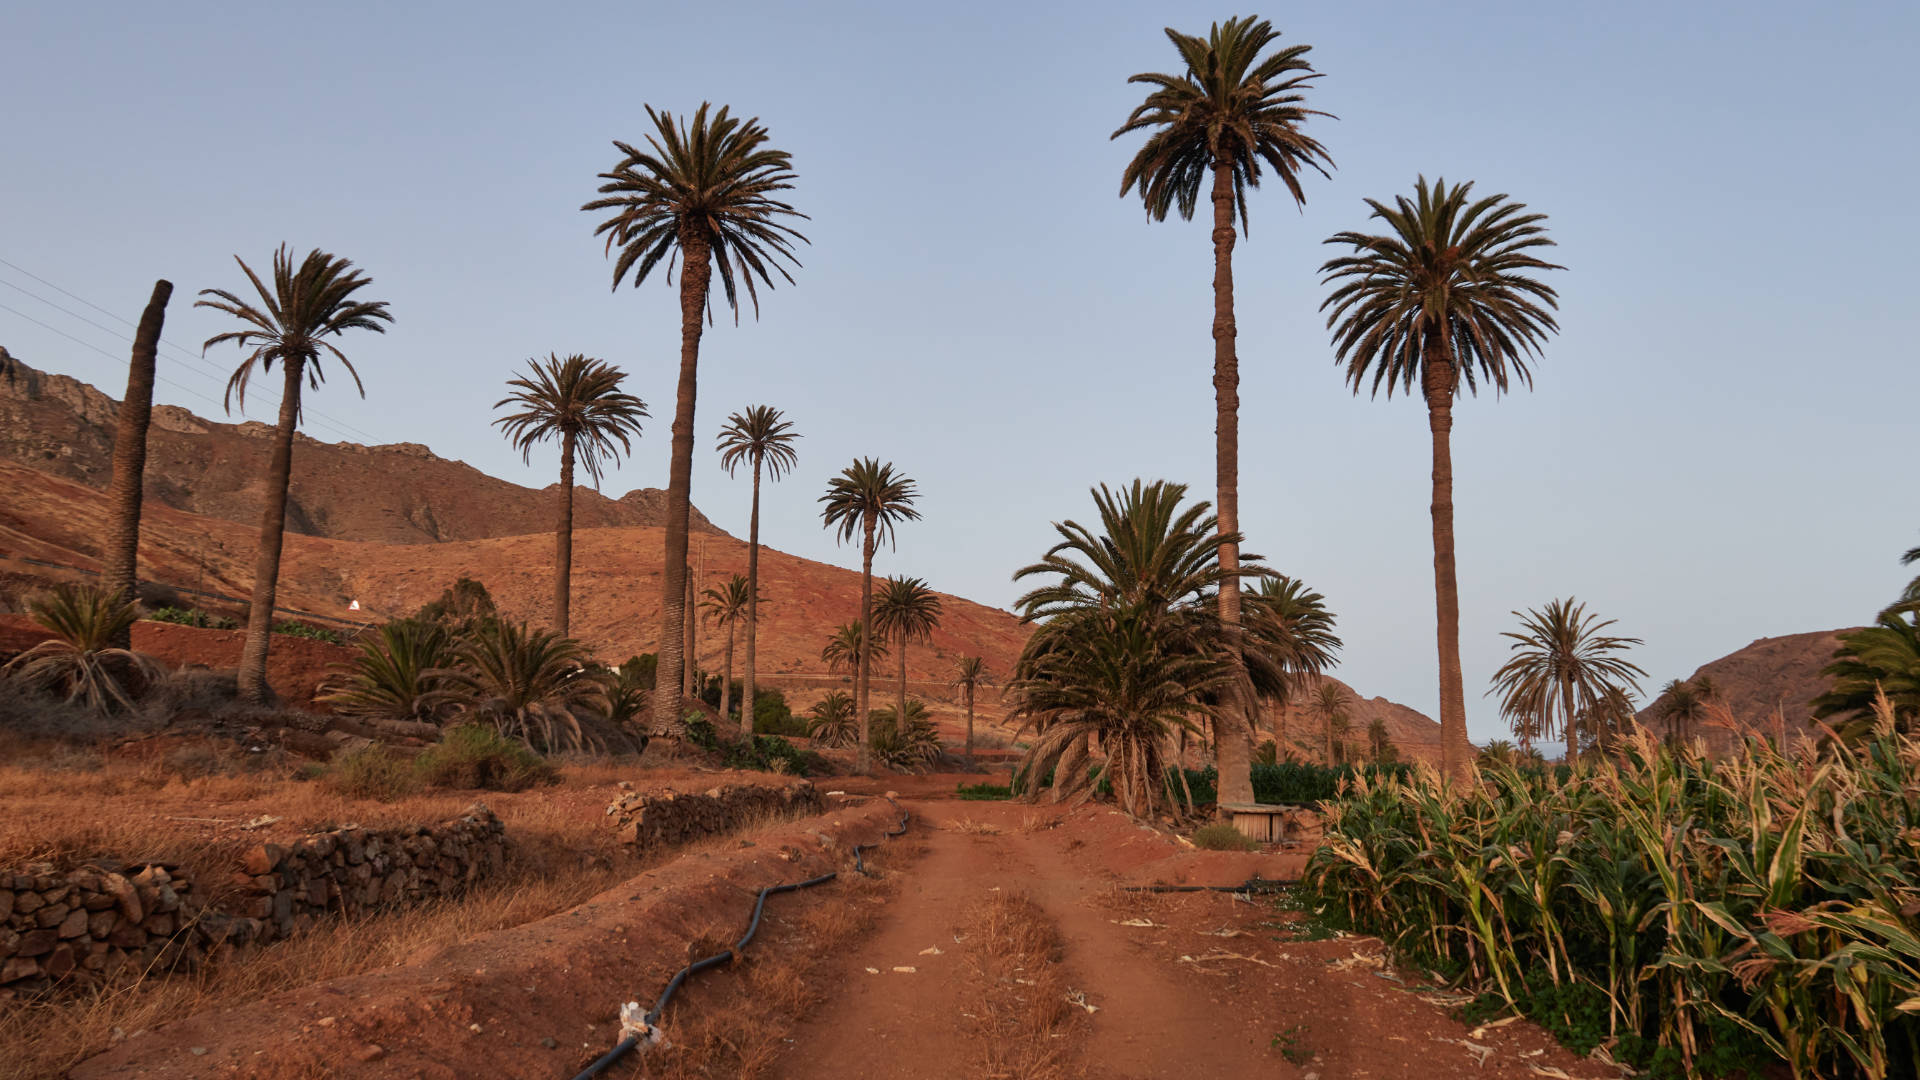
(776, 799), (1618, 1080)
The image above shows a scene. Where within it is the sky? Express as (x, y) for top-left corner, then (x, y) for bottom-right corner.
(3, 1), (1916, 742)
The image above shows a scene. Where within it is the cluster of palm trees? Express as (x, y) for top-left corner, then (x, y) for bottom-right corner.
(1487, 597), (1647, 763)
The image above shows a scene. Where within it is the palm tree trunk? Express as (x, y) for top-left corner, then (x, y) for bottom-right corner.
(1208, 160), (1254, 809)
(964, 683), (975, 771)
(1562, 677), (1578, 767)
(857, 514), (877, 773)
(684, 567), (696, 700)
(897, 638), (909, 737)
(554, 430), (575, 637)
(649, 231), (711, 735)
(720, 617), (734, 732)
(104, 280), (172, 649)
(742, 455), (762, 740)
(238, 357), (305, 704)
(1324, 712), (1335, 766)
(1423, 337), (1472, 782)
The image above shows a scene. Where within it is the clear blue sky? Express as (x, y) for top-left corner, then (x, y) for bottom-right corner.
(4, 1), (1916, 741)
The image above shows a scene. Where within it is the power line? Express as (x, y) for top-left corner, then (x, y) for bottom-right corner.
(0, 264), (385, 444)
(0, 300), (233, 415)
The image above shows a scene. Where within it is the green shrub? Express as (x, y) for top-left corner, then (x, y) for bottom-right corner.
(274, 620), (344, 645)
(751, 688), (805, 735)
(956, 782), (1012, 801)
(413, 724), (557, 792)
(324, 744), (419, 801)
(146, 606), (209, 628)
(1191, 821), (1259, 851)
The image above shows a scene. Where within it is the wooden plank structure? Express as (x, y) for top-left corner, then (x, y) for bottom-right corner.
(1220, 802), (1290, 844)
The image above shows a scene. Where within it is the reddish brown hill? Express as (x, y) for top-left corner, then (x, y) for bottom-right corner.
(1634, 629), (1853, 753)
(1254, 676), (1442, 765)
(0, 358), (722, 543)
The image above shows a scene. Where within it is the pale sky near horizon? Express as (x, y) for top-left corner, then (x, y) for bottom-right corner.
(3, 1), (1916, 742)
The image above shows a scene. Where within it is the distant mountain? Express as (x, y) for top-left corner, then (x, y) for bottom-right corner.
(1255, 675), (1443, 765)
(0, 356), (723, 543)
(1634, 629), (1852, 753)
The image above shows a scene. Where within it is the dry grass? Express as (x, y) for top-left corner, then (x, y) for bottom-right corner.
(957, 891), (1081, 1080)
(951, 816), (1002, 836)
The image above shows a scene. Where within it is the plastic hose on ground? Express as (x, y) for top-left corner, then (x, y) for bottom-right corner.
(568, 795), (910, 1080)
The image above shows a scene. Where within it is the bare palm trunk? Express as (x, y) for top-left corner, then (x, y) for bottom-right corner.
(1561, 676), (1578, 767)
(238, 358), (305, 704)
(1423, 338), (1472, 782)
(856, 514), (877, 772)
(964, 682), (975, 771)
(554, 430), (575, 636)
(1324, 712), (1335, 766)
(104, 280), (172, 649)
(719, 617), (734, 731)
(649, 232), (711, 735)
(897, 638), (909, 736)
(1209, 160), (1254, 809)
(741, 454), (763, 740)
(684, 567), (696, 700)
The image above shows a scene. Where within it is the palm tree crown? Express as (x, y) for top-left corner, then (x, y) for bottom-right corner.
(872, 576), (943, 651)
(494, 354), (648, 485)
(1244, 574), (1342, 694)
(1113, 16), (1332, 228)
(820, 459), (922, 551)
(821, 621), (887, 674)
(196, 245), (393, 415)
(1488, 598), (1647, 764)
(583, 104), (809, 319)
(717, 405), (801, 479)
(1321, 176), (1562, 400)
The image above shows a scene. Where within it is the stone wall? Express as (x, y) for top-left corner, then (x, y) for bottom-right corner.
(606, 781), (822, 849)
(0, 803), (504, 997)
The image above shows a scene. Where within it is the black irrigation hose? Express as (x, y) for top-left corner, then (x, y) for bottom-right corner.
(569, 795), (911, 1080)
(1123, 876), (1297, 894)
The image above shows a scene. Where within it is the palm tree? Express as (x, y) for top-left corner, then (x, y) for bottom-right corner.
(432, 620), (610, 753)
(197, 245), (393, 704)
(102, 280), (173, 648)
(1887, 538), (1920, 616)
(1488, 598), (1647, 766)
(952, 655), (990, 770)
(493, 354), (647, 637)
(2, 583), (163, 713)
(869, 698), (941, 772)
(1367, 717), (1397, 764)
(317, 619), (458, 724)
(1321, 178), (1564, 781)
(1114, 16), (1333, 808)
(820, 459), (921, 771)
(1243, 574), (1342, 742)
(584, 104), (808, 736)
(1479, 738), (1517, 766)
(807, 689), (858, 748)
(1656, 678), (1708, 746)
(872, 575), (943, 743)
(1308, 680), (1351, 765)
(716, 405), (800, 733)
(1812, 610), (1920, 735)
(698, 574), (755, 734)
(821, 621), (888, 675)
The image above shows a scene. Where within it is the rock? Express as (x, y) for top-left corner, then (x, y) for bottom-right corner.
(35, 903), (71, 928)
(0, 956), (42, 983)
(0, 891), (12, 920)
(354, 1044), (386, 1062)
(242, 844), (287, 876)
(17, 929), (58, 957)
(102, 873), (143, 924)
(57, 908), (88, 939)
(44, 944), (76, 978)
(88, 909), (118, 938)
(14, 891), (43, 916)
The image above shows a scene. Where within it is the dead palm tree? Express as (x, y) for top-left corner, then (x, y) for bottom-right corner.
(1487, 598), (1647, 766)
(493, 354), (647, 637)
(1321, 177), (1564, 780)
(716, 405), (800, 734)
(952, 655), (990, 770)
(584, 103), (808, 735)
(872, 575), (943, 744)
(1113, 16), (1333, 807)
(819, 459), (920, 771)
(102, 280), (172, 648)
(821, 621), (887, 675)
(197, 246), (393, 704)
(699, 574), (755, 734)
(1308, 680), (1351, 765)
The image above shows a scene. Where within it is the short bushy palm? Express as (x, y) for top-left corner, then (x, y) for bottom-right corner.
(493, 354), (647, 636)
(1487, 598), (1646, 765)
(1656, 678), (1709, 746)
(807, 689), (858, 748)
(2, 583), (162, 713)
(1321, 177), (1563, 779)
(432, 620), (609, 753)
(869, 698), (941, 772)
(820, 459), (920, 771)
(585, 103), (808, 735)
(198, 245), (392, 704)
(317, 619), (458, 723)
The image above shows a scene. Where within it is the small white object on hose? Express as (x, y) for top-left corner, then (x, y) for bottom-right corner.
(617, 1002), (666, 1050)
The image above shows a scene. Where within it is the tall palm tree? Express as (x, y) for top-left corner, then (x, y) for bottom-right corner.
(1321, 178), (1564, 780)
(1114, 16), (1333, 807)
(197, 246), (392, 704)
(872, 575), (943, 743)
(1366, 717), (1396, 764)
(1657, 678), (1708, 746)
(102, 280), (172, 648)
(821, 621), (888, 675)
(951, 655), (990, 770)
(584, 103), (808, 735)
(820, 459), (920, 772)
(493, 353), (647, 637)
(1308, 680), (1350, 765)
(1487, 598), (1647, 766)
(716, 405), (800, 733)
(699, 573), (755, 733)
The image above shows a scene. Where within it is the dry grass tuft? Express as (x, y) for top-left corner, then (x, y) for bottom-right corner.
(952, 816), (1001, 836)
(958, 891), (1082, 1080)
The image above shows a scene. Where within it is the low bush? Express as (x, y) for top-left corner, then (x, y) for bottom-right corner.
(146, 606), (211, 628)
(1190, 821), (1259, 851)
(273, 620), (345, 645)
(323, 744), (419, 801)
(956, 782), (1012, 801)
(413, 724), (557, 792)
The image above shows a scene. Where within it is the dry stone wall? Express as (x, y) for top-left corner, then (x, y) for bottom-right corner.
(0, 803), (504, 997)
(606, 781), (822, 849)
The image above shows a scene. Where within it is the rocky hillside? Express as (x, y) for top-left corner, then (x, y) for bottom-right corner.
(1256, 675), (1442, 764)
(1634, 629), (1853, 753)
(0, 356), (721, 543)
